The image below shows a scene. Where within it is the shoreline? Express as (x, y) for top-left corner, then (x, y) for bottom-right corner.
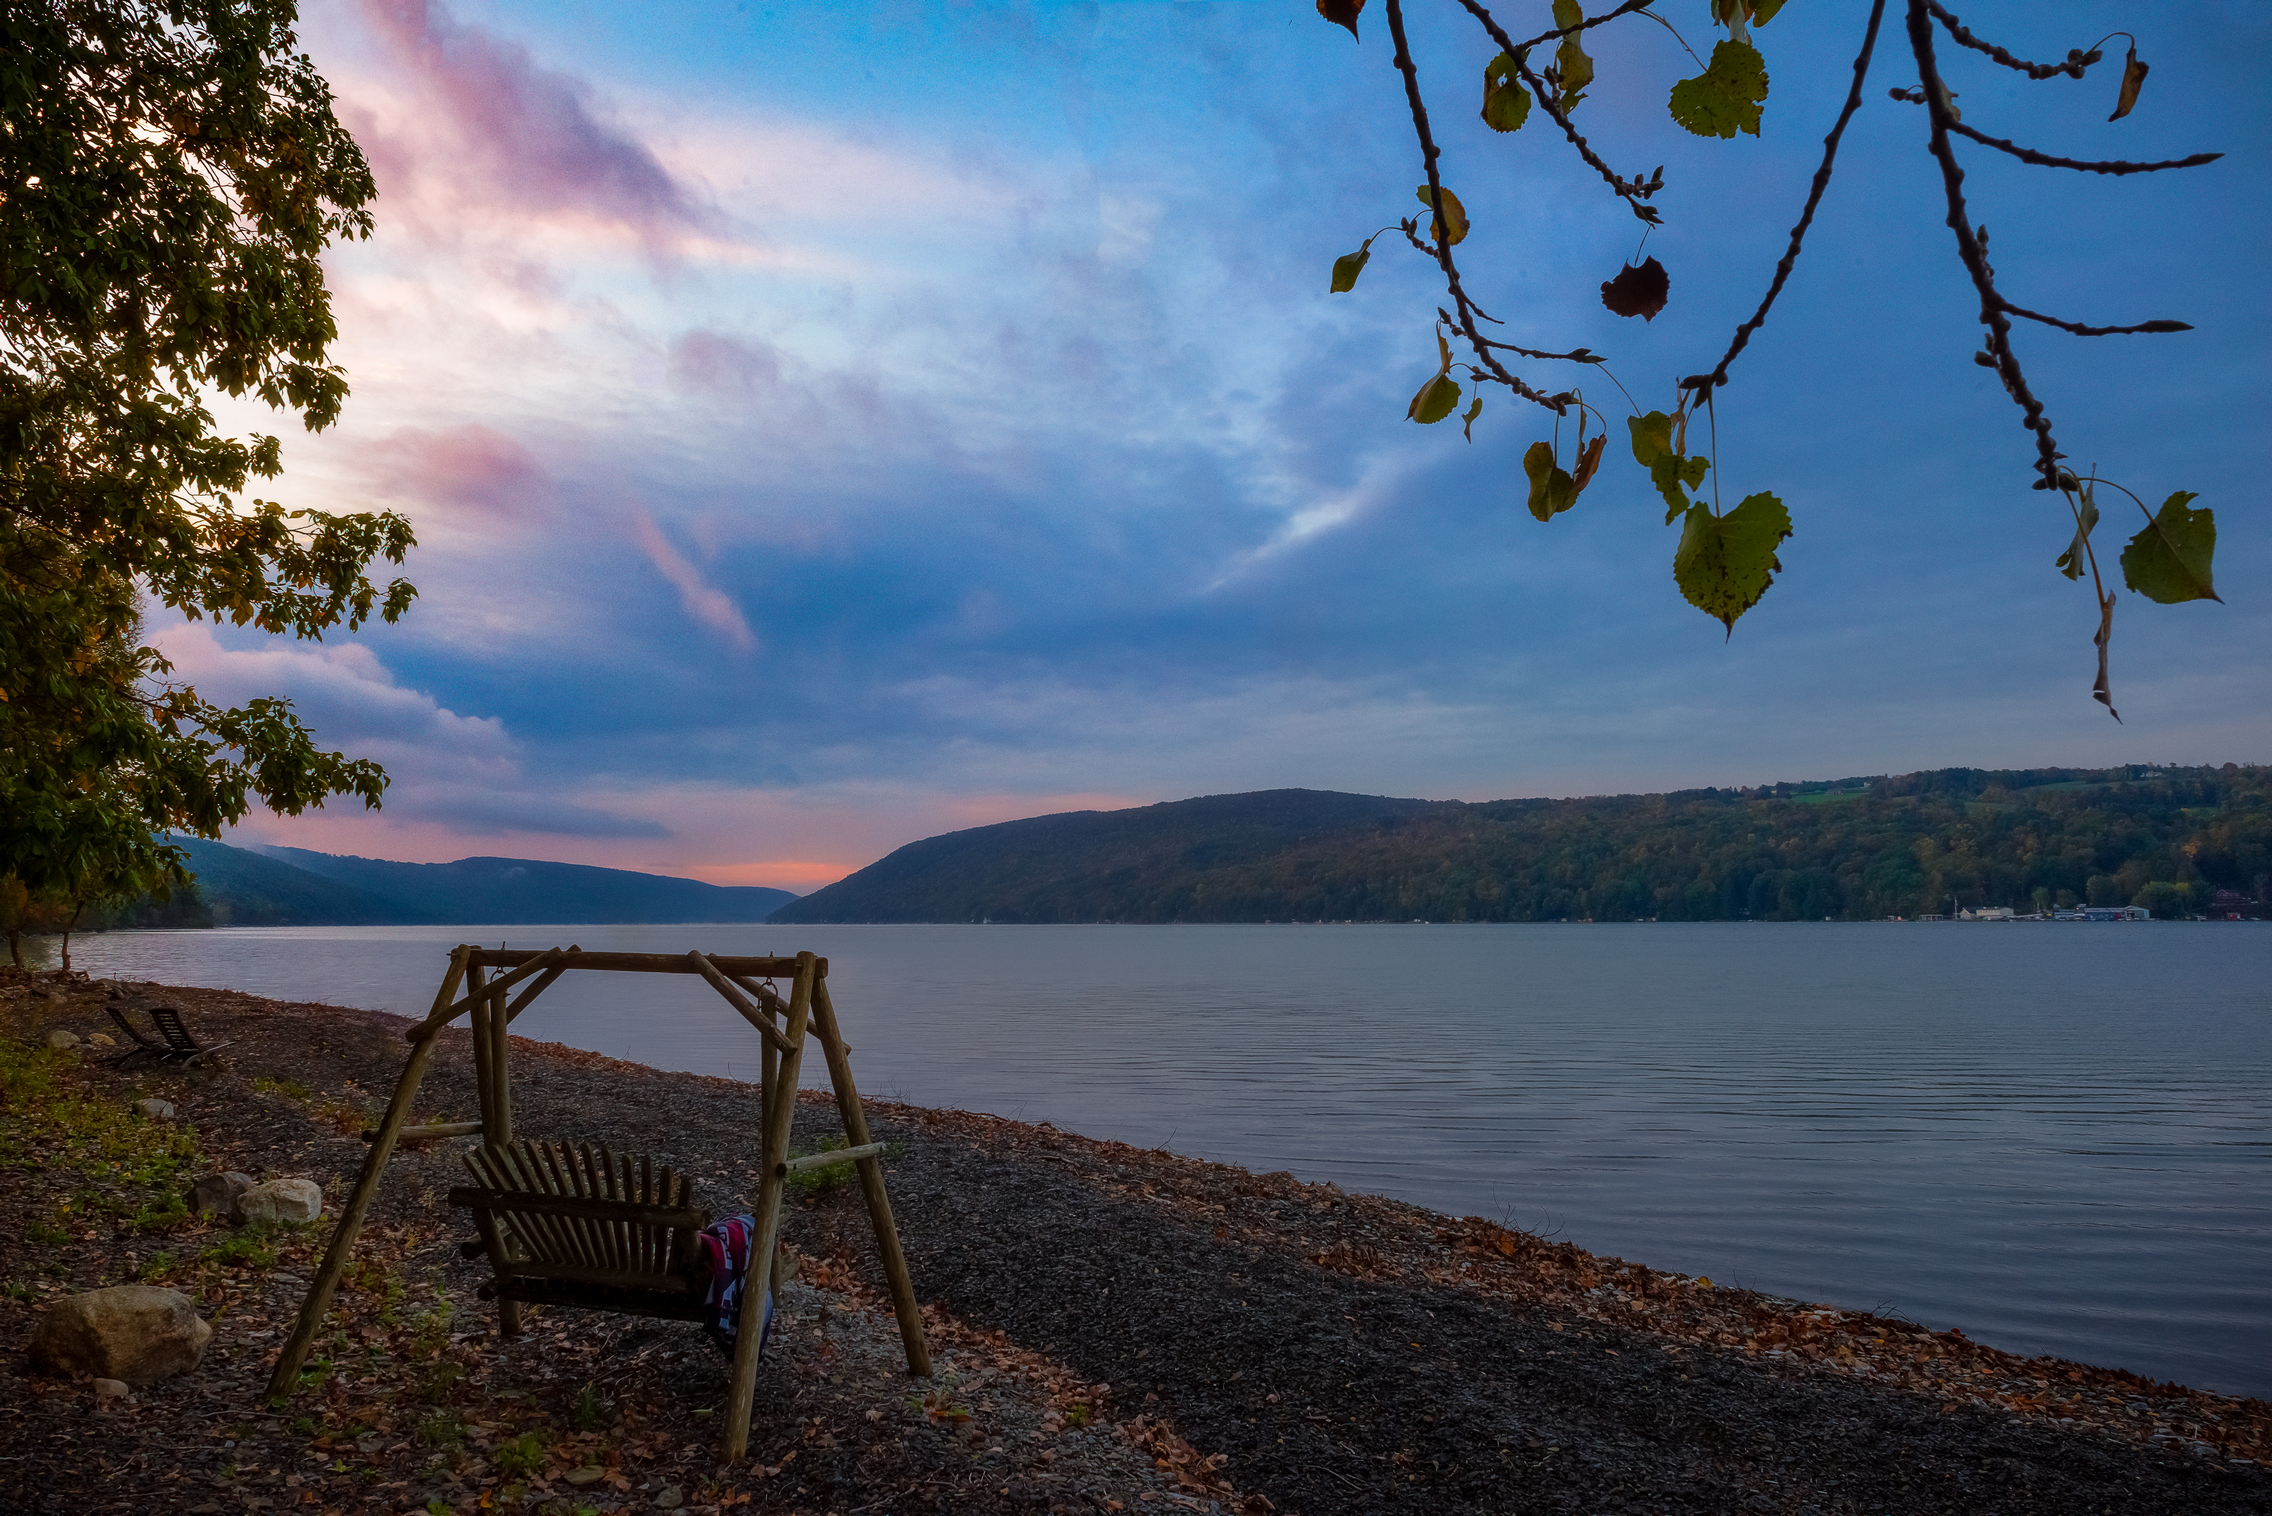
(4, 967), (2266, 1514)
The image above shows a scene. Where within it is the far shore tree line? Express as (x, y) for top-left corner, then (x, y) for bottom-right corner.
(1165, 768), (2268, 925)
(1218, 767), (2269, 925)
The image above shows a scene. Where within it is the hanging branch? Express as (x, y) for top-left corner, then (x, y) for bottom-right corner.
(1905, 0), (2062, 488)
(1689, 0), (1889, 397)
(1923, 1), (2097, 80)
(1383, 0), (1569, 413)
(1998, 302), (2190, 338)
(1887, 96), (2223, 174)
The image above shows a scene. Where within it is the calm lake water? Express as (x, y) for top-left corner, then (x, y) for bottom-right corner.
(36, 922), (2271, 1399)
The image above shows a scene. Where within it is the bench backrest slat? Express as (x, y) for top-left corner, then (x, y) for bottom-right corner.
(455, 1139), (703, 1287)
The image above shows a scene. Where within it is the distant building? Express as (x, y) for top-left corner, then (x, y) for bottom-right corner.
(2208, 888), (2262, 921)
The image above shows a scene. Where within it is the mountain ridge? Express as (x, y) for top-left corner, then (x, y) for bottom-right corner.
(770, 765), (2270, 924)
(139, 838), (799, 927)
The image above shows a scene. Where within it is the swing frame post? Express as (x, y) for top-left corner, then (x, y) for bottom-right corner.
(723, 952), (815, 1461)
(267, 945), (471, 1398)
(810, 977), (930, 1376)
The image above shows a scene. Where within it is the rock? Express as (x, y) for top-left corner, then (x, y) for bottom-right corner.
(134, 1098), (176, 1121)
(235, 1177), (323, 1225)
(651, 1486), (684, 1509)
(186, 1172), (255, 1218)
(563, 1467), (607, 1487)
(92, 1377), (130, 1404)
(45, 1029), (79, 1049)
(88, 1032), (116, 1048)
(27, 1286), (212, 1388)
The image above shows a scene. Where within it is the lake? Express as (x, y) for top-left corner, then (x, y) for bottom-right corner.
(34, 921), (2271, 1400)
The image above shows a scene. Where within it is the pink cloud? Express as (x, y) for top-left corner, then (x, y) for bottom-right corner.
(630, 509), (758, 653)
(353, 0), (714, 247)
(361, 423), (551, 522)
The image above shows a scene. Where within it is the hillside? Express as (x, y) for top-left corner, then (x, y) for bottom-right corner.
(83, 839), (799, 929)
(770, 765), (2272, 924)
(244, 845), (799, 925)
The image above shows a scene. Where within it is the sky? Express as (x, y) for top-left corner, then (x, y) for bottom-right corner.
(173, 0), (2271, 890)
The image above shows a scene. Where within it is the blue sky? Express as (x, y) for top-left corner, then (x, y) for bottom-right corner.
(177, 0), (2270, 888)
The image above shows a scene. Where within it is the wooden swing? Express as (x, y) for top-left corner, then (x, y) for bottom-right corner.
(266, 945), (929, 1460)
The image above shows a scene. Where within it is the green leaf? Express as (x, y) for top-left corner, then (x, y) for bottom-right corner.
(2118, 492), (2219, 603)
(1673, 492), (1792, 633)
(1330, 234), (1377, 293)
(1669, 39), (1769, 139)
(1651, 453), (1710, 523)
(1461, 395), (1484, 442)
(1410, 372), (1462, 425)
(1630, 412), (1709, 520)
(1552, 0), (1595, 108)
(1627, 411), (1674, 467)
(2054, 482), (2098, 581)
(1416, 184), (1469, 246)
(1482, 52), (1533, 132)
(1525, 440), (1578, 522)
(1749, 0), (1788, 24)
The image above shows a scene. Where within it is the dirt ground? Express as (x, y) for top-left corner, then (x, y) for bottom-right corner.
(2, 964), (2265, 1516)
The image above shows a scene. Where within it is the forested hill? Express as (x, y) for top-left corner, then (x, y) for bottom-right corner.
(95, 839), (799, 928)
(768, 765), (2271, 925)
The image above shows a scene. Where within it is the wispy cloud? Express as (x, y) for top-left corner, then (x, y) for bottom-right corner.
(351, 0), (717, 251)
(630, 509), (758, 654)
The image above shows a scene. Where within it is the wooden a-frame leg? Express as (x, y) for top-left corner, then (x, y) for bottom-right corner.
(811, 979), (930, 1377)
(724, 953), (815, 1462)
(467, 969), (522, 1339)
(268, 946), (470, 1398)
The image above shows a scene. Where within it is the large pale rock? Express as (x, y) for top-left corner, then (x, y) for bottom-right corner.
(44, 1029), (80, 1050)
(186, 1171), (254, 1219)
(236, 1177), (323, 1225)
(27, 1287), (212, 1388)
(133, 1098), (176, 1121)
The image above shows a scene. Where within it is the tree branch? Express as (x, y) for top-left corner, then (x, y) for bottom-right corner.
(1500, 0), (1662, 54)
(1947, 115), (2220, 175)
(1998, 302), (2191, 338)
(1383, 0), (1566, 413)
(1923, 1), (2095, 80)
(1692, 0), (1888, 395)
(1453, 0), (1665, 220)
(1906, 0), (2061, 488)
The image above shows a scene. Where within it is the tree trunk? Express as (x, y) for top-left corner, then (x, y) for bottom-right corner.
(59, 903), (82, 973)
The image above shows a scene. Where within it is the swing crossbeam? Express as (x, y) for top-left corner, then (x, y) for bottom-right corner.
(265, 944), (929, 1465)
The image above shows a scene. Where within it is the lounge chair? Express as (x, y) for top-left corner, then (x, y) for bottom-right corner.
(105, 1003), (234, 1067)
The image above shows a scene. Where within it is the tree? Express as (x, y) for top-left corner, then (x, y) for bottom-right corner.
(1319, 0), (2222, 716)
(1, 0), (412, 938)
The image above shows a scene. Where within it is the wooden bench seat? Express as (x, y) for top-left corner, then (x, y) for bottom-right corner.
(448, 1140), (710, 1323)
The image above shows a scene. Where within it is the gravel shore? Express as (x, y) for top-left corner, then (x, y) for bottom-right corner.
(3, 967), (2265, 1514)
